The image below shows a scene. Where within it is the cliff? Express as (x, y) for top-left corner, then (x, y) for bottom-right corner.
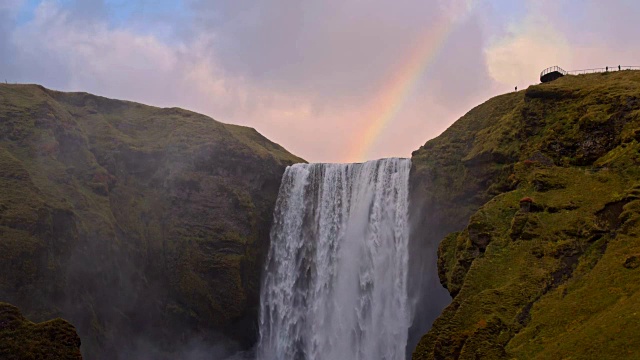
(0, 302), (82, 359)
(410, 71), (640, 359)
(0, 84), (303, 358)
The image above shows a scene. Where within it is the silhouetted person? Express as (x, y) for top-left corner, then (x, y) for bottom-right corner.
(606, 66), (608, 72)
(515, 86), (517, 92)
(619, 65), (621, 71)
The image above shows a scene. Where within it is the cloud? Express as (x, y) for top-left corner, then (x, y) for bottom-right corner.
(484, 0), (640, 86)
(2, 0), (503, 162)
(559, 0), (640, 70)
(0, 0), (24, 80)
(186, 0), (466, 105)
(4, 0), (640, 162)
(6, 1), (329, 156)
(1, 0), (23, 11)
(484, 10), (572, 86)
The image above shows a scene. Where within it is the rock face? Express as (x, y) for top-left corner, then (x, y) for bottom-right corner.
(0, 84), (303, 359)
(411, 71), (640, 359)
(0, 302), (82, 359)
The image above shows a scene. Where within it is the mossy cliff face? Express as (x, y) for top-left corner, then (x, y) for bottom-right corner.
(0, 302), (82, 359)
(0, 84), (303, 358)
(411, 71), (640, 359)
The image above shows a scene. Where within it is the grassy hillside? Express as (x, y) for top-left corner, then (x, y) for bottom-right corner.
(0, 302), (82, 359)
(410, 71), (640, 359)
(0, 84), (303, 359)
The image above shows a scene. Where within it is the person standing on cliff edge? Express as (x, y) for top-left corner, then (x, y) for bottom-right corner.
(619, 65), (621, 71)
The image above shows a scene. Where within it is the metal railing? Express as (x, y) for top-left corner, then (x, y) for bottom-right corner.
(542, 65), (640, 78)
(540, 66), (567, 78)
(568, 66), (640, 75)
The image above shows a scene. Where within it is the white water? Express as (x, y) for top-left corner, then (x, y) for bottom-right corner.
(257, 158), (412, 360)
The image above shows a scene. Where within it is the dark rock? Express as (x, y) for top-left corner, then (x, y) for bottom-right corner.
(509, 212), (540, 240)
(532, 173), (565, 192)
(0, 302), (82, 360)
(519, 197), (533, 212)
(623, 255), (639, 269)
(527, 151), (555, 167)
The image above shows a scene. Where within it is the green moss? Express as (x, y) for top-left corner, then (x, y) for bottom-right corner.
(0, 83), (304, 354)
(0, 302), (81, 360)
(412, 71), (640, 359)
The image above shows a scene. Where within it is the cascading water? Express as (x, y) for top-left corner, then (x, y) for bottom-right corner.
(257, 158), (412, 360)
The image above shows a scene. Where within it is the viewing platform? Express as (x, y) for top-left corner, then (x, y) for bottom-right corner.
(540, 66), (567, 83)
(540, 65), (640, 83)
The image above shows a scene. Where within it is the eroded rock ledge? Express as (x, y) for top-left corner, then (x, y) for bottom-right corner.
(0, 302), (82, 359)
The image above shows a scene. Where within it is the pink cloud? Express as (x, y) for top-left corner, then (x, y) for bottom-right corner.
(20, 1), (640, 162)
(8, 1), (503, 162)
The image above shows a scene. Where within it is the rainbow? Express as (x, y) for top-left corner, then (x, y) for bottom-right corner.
(345, 13), (465, 162)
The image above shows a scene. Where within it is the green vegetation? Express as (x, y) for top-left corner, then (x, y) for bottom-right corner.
(411, 71), (640, 359)
(0, 302), (82, 359)
(0, 84), (303, 356)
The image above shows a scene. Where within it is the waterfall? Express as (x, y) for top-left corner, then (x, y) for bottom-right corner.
(257, 158), (412, 360)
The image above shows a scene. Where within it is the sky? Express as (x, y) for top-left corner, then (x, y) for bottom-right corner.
(2, 0), (640, 162)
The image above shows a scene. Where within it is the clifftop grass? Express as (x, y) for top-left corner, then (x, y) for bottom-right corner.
(410, 71), (640, 359)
